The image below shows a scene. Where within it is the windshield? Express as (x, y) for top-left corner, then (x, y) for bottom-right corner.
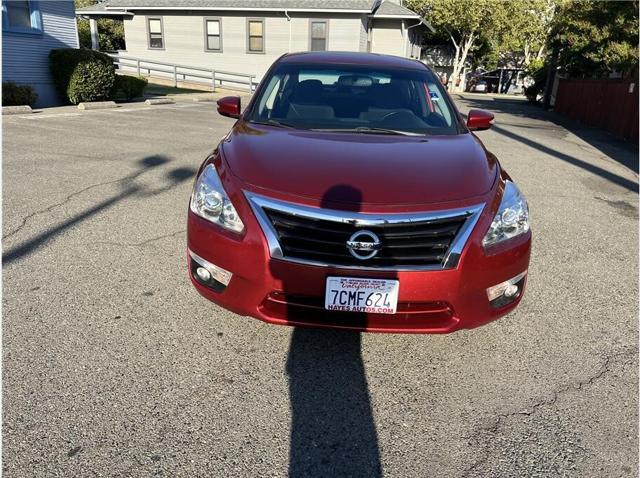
(246, 63), (460, 136)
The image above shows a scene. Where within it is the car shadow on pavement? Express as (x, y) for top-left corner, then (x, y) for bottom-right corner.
(278, 185), (382, 478)
(457, 95), (639, 191)
(2, 155), (196, 266)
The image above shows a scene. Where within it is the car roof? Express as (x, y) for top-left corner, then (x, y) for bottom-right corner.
(278, 51), (427, 71)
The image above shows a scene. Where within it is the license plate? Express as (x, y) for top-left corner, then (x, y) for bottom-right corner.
(324, 277), (399, 314)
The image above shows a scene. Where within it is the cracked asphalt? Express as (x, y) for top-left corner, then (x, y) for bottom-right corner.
(3, 93), (638, 477)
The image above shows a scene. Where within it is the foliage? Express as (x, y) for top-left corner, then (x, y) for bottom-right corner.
(112, 75), (148, 100)
(473, 36), (500, 70)
(406, 0), (637, 86)
(2, 82), (38, 107)
(493, 0), (558, 68)
(75, 0), (125, 50)
(551, 0), (639, 78)
(523, 58), (547, 103)
(405, 0), (503, 89)
(67, 60), (116, 104)
(49, 48), (115, 103)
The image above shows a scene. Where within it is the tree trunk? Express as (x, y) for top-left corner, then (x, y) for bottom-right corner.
(542, 44), (559, 109)
(524, 43), (531, 66)
(449, 34), (474, 92)
(448, 35), (461, 92)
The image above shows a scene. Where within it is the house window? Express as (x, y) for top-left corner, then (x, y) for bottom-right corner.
(204, 18), (222, 51)
(147, 17), (164, 49)
(2, 0), (42, 33)
(247, 19), (264, 53)
(310, 20), (328, 51)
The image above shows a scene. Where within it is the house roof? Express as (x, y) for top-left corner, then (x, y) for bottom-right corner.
(75, 2), (134, 15)
(76, 0), (420, 17)
(372, 1), (419, 18)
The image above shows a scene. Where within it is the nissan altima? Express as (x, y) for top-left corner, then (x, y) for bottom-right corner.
(187, 52), (531, 333)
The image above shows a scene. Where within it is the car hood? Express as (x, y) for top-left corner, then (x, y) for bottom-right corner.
(222, 123), (498, 206)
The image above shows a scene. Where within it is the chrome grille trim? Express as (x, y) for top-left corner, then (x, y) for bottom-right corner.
(245, 191), (485, 271)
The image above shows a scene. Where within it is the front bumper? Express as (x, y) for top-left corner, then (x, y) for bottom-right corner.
(187, 206), (532, 334)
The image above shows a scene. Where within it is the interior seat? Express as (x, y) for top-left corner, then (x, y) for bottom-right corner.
(286, 79), (334, 120)
(331, 75), (370, 118)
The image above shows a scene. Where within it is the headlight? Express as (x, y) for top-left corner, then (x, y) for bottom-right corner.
(190, 164), (245, 233)
(482, 181), (529, 247)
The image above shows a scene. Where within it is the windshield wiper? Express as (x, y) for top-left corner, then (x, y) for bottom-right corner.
(311, 126), (424, 137)
(250, 119), (300, 129)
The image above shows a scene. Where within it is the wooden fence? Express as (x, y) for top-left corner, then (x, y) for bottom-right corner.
(554, 78), (638, 143)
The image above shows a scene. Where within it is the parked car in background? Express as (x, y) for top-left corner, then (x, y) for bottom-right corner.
(470, 80), (488, 93)
(187, 52), (531, 333)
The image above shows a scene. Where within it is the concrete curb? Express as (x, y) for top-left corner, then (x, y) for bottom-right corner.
(2, 105), (33, 115)
(77, 101), (118, 110)
(192, 96), (216, 102)
(145, 98), (175, 105)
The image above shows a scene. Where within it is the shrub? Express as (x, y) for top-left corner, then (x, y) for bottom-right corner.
(2, 82), (37, 107)
(49, 48), (115, 103)
(77, 17), (125, 51)
(67, 60), (116, 104)
(112, 75), (147, 100)
(523, 59), (547, 104)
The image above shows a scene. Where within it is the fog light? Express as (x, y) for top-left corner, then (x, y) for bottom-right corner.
(504, 284), (519, 298)
(189, 250), (233, 290)
(487, 270), (527, 306)
(196, 267), (211, 282)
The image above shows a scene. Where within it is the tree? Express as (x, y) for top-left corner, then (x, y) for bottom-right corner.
(551, 0), (639, 78)
(75, 0), (125, 51)
(494, 0), (558, 68)
(405, 0), (503, 91)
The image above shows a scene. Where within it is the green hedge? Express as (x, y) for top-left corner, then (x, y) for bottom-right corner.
(2, 82), (37, 107)
(49, 48), (115, 104)
(67, 60), (116, 104)
(112, 75), (148, 100)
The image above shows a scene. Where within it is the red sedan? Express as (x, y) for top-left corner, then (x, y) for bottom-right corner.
(187, 52), (531, 333)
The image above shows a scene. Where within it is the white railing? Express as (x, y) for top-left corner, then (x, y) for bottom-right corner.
(107, 53), (257, 92)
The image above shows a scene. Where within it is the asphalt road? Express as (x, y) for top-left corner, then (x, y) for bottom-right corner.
(3, 93), (638, 477)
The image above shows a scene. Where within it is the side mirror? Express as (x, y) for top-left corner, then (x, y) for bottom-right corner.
(217, 96), (241, 119)
(466, 109), (494, 131)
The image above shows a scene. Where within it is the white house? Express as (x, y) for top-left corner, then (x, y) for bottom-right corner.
(77, 0), (429, 88)
(2, 0), (79, 106)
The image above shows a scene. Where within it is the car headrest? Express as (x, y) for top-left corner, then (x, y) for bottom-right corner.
(338, 75), (373, 87)
(292, 79), (324, 103)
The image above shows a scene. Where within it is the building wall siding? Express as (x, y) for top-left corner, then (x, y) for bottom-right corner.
(122, 11), (364, 82)
(370, 18), (404, 57)
(358, 15), (368, 52)
(2, 0), (78, 107)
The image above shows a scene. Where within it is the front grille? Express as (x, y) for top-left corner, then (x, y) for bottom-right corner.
(247, 193), (484, 270)
(261, 292), (458, 332)
(265, 208), (466, 267)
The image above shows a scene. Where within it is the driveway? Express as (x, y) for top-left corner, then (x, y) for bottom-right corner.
(3, 94), (638, 477)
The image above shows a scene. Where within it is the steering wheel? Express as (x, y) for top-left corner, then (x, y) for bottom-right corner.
(380, 111), (404, 122)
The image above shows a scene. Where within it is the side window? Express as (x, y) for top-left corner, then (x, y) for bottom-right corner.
(204, 18), (222, 51)
(247, 19), (265, 53)
(147, 17), (164, 49)
(256, 74), (292, 118)
(309, 20), (328, 51)
(2, 0), (42, 33)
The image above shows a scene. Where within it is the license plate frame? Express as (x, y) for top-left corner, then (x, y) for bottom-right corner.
(324, 276), (399, 315)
